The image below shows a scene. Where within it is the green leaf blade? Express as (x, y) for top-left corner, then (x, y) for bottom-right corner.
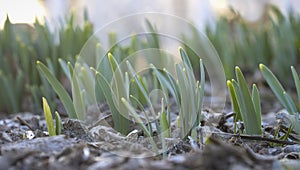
(227, 80), (242, 120)
(37, 61), (77, 119)
(55, 111), (62, 135)
(291, 66), (300, 110)
(252, 84), (262, 125)
(259, 64), (292, 113)
(235, 67), (262, 135)
(42, 97), (55, 136)
(95, 72), (130, 135)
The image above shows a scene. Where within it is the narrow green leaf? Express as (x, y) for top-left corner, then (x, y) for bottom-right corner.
(198, 59), (205, 124)
(108, 53), (118, 72)
(179, 47), (193, 70)
(130, 94), (153, 134)
(159, 109), (168, 158)
(153, 70), (171, 124)
(123, 97), (159, 153)
(252, 84), (262, 124)
(109, 53), (128, 104)
(121, 97), (151, 137)
(124, 72), (130, 99)
(126, 60), (160, 133)
(165, 68), (181, 104)
(176, 64), (191, 138)
(236, 67), (261, 135)
(121, 97), (158, 154)
(227, 80), (242, 120)
(97, 53), (113, 82)
(37, 61), (77, 119)
(283, 92), (297, 113)
(42, 97), (55, 136)
(259, 64), (292, 113)
(291, 66), (300, 110)
(95, 72), (130, 135)
(55, 111), (62, 135)
(58, 58), (71, 81)
(67, 62), (74, 78)
(71, 73), (85, 120)
(160, 98), (169, 138)
(78, 65), (96, 104)
(150, 64), (179, 105)
(180, 49), (197, 112)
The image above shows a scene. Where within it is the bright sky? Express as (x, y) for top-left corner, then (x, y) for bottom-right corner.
(0, 0), (46, 27)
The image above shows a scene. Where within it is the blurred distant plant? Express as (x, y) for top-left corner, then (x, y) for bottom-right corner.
(227, 67), (262, 135)
(260, 64), (300, 134)
(2, 5), (299, 115)
(204, 5), (300, 83)
(0, 12), (93, 113)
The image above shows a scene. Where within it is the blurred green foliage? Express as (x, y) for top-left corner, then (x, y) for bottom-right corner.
(0, 13), (93, 113)
(1, 5), (300, 116)
(205, 6), (300, 82)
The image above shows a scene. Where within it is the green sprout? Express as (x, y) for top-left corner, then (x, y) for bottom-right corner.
(227, 66), (262, 135)
(42, 97), (62, 136)
(260, 64), (300, 134)
(37, 61), (77, 119)
(94, 53), (131, 135)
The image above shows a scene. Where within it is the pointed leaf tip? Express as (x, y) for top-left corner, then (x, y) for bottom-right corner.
(227, 80), (232, 85)
(121, 97), (126, 102)
(108, 52), (113, 58)
(259, 64), (264, 70)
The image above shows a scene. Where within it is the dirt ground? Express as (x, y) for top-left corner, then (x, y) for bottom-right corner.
(1, 99), (300, 170)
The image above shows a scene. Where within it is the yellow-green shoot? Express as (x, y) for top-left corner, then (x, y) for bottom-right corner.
(42, 97), (62, 136)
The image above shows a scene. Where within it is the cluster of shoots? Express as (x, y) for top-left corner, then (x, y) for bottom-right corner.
(2, 7), (300, 152)
(226, 64), (300, 136)
(40, 43), (300, 150)
(39, 47), (205, 154)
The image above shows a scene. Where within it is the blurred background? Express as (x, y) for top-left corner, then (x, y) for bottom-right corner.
(1, 0), (300, 30)
(0, 0), (300, 114)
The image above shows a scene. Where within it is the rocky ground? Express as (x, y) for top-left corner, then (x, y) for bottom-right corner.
(1, 99), (300, 170)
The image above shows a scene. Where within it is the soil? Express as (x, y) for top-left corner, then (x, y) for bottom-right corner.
(1, 98), (300, 170)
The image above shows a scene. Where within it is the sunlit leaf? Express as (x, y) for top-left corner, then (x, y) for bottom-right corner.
(42, 97), (55, 136)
